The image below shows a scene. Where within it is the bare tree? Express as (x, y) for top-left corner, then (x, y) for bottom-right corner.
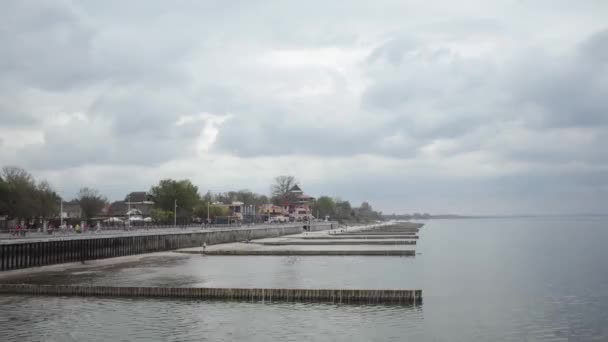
(271, 175), (298, 198)
(77, 187), (107, 220)
(271, 175), (298, 205)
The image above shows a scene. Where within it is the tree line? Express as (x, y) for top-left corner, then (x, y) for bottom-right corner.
(0, 167), (383, 224)
(312, 197), (383, 224)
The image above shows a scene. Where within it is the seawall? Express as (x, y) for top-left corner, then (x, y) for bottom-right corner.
(0, 222), (335, 271)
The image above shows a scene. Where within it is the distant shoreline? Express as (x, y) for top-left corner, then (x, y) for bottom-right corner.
(384, 213), (608, 220)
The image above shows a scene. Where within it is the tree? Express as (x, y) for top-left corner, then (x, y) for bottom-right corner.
(312, 196), (336, 219)
(1, 166), (39, 219)
(0, 166), (63, 220)
(209, 205), (231, 219)
(0, 175), (9, 215)
(214, 190), (270, 206)
(271, 175), (298, 205)
(334, 199), (353, 222)
(202, 191), (213, 202)
(36, 181), (61, 219)
(77, 187), (107, 220)
(353, 201), (382, 223)
(150, 179), (200, 218)
(151, 208), (173, 224)
(193, 201), (231, 221)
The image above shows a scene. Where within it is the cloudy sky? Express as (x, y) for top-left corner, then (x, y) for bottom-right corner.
(1, 0), (607, 215)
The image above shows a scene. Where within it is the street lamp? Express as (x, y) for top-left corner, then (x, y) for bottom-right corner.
(174, 199), (177, 228)
(127, 194), (131, 229)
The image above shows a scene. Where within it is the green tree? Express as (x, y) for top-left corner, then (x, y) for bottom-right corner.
(77, 187), (107, 220)
(0, 175), (10, 216)
(35, 181), (61, 219)
(312, 196), (336, 219)
(334, 199), (353, 222)
(1, 166), (39, 219)
(209, 205), (231, 219)
(151, 208), (173, 224)
(150, 179), (200, 219)
(353, 201), (382, 223)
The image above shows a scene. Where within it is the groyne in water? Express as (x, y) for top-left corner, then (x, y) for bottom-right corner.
(179, 250), (416, 256)
(0, 223), (334, 271)
(0, 284), (421, 304)
(301, 236), (419, 240)
(338, 232), (419, 236)
(255, 240), (417, 245)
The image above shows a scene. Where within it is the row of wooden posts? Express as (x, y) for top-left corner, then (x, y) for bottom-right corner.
(0, 284), (422, 304)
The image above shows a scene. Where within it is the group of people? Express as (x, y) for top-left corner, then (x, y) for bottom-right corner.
(8, 222), (104, 237)
(50, 222), (103, 234)
(10, 224), (27, 236)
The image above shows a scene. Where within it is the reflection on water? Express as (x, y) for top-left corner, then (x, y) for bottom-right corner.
(1, 217), (608, 341)
(0, 296), (424, 342)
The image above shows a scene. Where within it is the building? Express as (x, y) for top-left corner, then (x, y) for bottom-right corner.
(125, 192), (155, 216)
(107, 192), (155, 218)
(62, 200), (82, 219)
(212, 201), (244, 221)
(283, 185), (314, 221)
(259, 204), (286, 216)
(108, 201), (127, 217)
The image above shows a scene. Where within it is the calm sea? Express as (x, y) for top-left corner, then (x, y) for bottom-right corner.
(1, 217), (607, 341)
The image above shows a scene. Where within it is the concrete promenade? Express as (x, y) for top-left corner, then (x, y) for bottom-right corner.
(177, 221), (421, 256)
(0, 223), (318, 244)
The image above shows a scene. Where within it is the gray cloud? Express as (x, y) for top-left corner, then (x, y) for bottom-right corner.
(1, 0), (607, 213)
(509, 30), (608, 129)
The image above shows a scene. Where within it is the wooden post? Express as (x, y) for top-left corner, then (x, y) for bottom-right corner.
(0, 244), (4, 271)
(17, 243), (23, 269)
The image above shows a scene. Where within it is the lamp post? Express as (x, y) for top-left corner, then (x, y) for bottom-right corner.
(127, 194), (131, 229)
(174, 199), (177, 228)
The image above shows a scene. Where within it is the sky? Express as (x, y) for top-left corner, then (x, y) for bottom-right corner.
(1, 0), (607, 215)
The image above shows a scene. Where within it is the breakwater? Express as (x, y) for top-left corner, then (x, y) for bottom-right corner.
(255, 240), (417, 245)
(180, 250), (416, 256)
(301, 235), (418, 240)
(0, 223), (334, 271)
(0, 284), (421, 304)
(339, 232), (419, 236)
